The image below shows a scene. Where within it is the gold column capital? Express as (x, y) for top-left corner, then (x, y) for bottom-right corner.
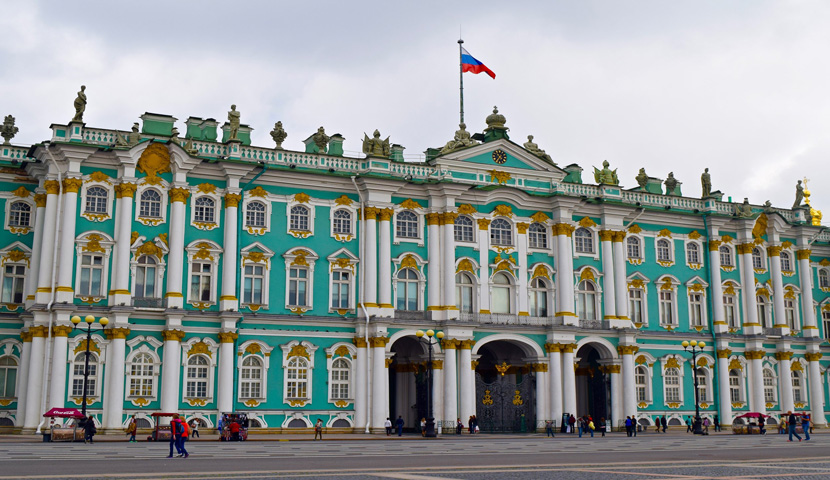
(544, 342), (561, 353)
(432, 360), (444, 370)
(34, 193), (47, 207)
(20, 331), (33, 342)
(459, 339), (476, 350)
(52, 325), (74, 337)
(708, 240), (722, 251)
(441, 338), (461, 350)
(425, 212), (441, 225)
(62, 177), (84, 194)
(369, 336), (389, 348)
(353, 337), (368, 348)
(477, 218), (491, 230)
(378, 208), (394, 222)
(775, 351), (794, 361)
(169, 187), (191, 203)
(796, 249), (812, 260)
(805, 352), (823, 362)
(560, 343), (577, 353)
(766, 245), (782, 257)
(516, 222), (529, 234)
(744, 350), (765, 360)
(599, 230), (614, 242)
(612, 230), (627, 242)
(364, 207), (381, 220)
(531, 363), (549, 373)
(29, 325), (50, 338)
(440, 212), (458, 225)
(161, 329), (186, 342)
(114, 182), (137, 198)
(105, 327), (132, 340)
(217, 332), (238, 343)
(617, 345), (639, 355)
(736, 243), (754, 255)
(716, 348), (732, 359)
(43, 180), (60, 195)
(553, 223), (575, 237)
(223, 193), (241, 208)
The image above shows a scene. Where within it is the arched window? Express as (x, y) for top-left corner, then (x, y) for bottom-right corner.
(635, 365), (649, 402)
(455, 272), (475, 313)
(185, 355), (209, 398)
(286, 357), (309, 400)
(785, 296), (798, 329)
(752, 247), (764, 270)
(792, 370), (804, 403)
(85, 186), (108, 214)
(820, 269), (830, 289)
(246, 201), (267, 228)
(396, 268), (419, 311)
(288, 266), (309, 307)
(528, 223), (548, 249)
(719, 246), (733, 267)
(627, 237), (641, 260)
(139, 190), (162, 218)
(780, 251), (793, 272)
(8, 201), (31, 227)
(529, 277), (550, 317)
(72, 352), (98, 397)
(757, 295), (771, 328)
(491, 272), (514, 314)
(454, 215), (474, 242)
(763, 369), (776, 404)
(0, 356), (18, 398)
(240, 356), (263, 399)
(490, 218), (513, 246)
(332, 209), (351, 235)
(576, 280), (597, 320)
(728, 369), (742, 402)
(135, 255), (157, 299)
(656, 239), (672, 262)
(574, 228), (594, 254)
(331, 357), (350, 400)
(823, 308), (830, 340)
(396, 211), (419, 238)
(686, 243), (700, 265)
(664, 367), (681, 402)
(194, 196), (215, 224)
(696, 368), (708, 402)
(128, 352), (154, 397)
(289, 205), (310, 231)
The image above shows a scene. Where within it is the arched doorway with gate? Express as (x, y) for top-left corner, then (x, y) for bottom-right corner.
(473, 337), (542, 433)
(575, 340), (616, 426)
(388, 334), (430, 432)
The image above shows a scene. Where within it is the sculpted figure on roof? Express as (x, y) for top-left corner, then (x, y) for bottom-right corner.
(313, 126), (330, 154)
(664, 172), (678, 195)
(72, 85), (87, 122)
(440, 123), (477, 154)
(228, 105), (241, 140)
(523, 135), (554, 164)
(593, 160), (619, 185)
(362, 129), (390, 158)
(701, 168), (712, 198)
(635, 168), (648, 190)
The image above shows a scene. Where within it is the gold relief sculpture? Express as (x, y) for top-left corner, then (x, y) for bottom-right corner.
(492, 204), (513, 217)
(728, 358), (743, 370)
(288, 344), (310, 359)
(658, 228), (672, 238)
(627, 224), (642, 234)
(131, 397), (149, 407)
(482, 390), (494, 405)
(512, 390), (524, 406)
(398, 198), (422, 210)
(791, 361), (804, 372)
(578, 217), (597, 228)
(186, 398), (207, 407)
(334, 195), (353, 206)
(334, 345), (351, 357)
(74, 339), (101, 355)
(193, 243), (215, 261)
(288, 400), (307, 407)
(530, 211), (550, 223)
(137, 143), (171, 182)
(294, 192), (310, 203)
(2, 249), (29, 266)
(197, 183), (217, 194)
(723, 283), (736, 295)
(187, 342), (211, 357)
(531, 265), (550, 279)
(136, 241), (162, 259)
(579, 269), (595, 281)
(489, 169), (511, 184)
(688, 230), (702, 240)
(628, 278), (645, 289)
(11, 186), (30, 198)
(248, 186), (268, 197)
(721, 235), (734, 243)
(334, 400), (349, 408)
(290, 307), (307, 315)
(456, 258), (475, 273)
(457, 203), (477, 215)
(400, 254), (418, 269)
(245, 343), (262, 355)
(635, 355), (648, 365)
(667, 402), (681, 409)
(495, 362), (509, 376)
(88, 171), (110, 184)
(659, 278), (675, 291)
(663, 357), (680, 369)
(159, 233), (168, 246)
(244, 399), (260, 407)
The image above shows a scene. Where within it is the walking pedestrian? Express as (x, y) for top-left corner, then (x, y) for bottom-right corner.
(179, 419), (189, 458)
(545, 420), (554, 437)
(759, 415), (766, 435)
(314, 419), (323, 440)
(702, 417), (710, 434)
(83, 415), (97, 444)
(632, 416), (637, 436)
(714, 414), (720, 432)
(578, 416), (584, 438)
(168, 416), (183, 458)
(802, 413), (811, 441)
(396, 416), (404, 436)
(624, 416), (632, 437)
(467, 416), (474, 434)
(599, 417), (606, 437)
(685, 416), (692, 433)
(126, 415), (137, 442)
(190, 421), (200, 438)
(456, 418), (463, 435)
(787, 411), (802, 442)
(661, 416), (667, 433)
(384, 417), (392, 436)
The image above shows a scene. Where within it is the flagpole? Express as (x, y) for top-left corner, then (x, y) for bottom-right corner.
(458, 38), (464, 124)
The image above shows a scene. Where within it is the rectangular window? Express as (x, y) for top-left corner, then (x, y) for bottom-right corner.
(763, 377), (775, 403)
(243, 264), (265, 305)
(289, 267), (308, 306)
(79, 254), (104, 297)
(823, 311), (830, 340)
(72, 362), (96, 397)
(189, 262), (212, 302)
(665, 376), (680, 402)
(1, 264), (25, 304)
(331, 270), (351, 309)
(724, 296), (738, 329)
(697, 371), (708, 401)
(457, 284), (474, 313)
(659, 291), (675, 325)
(689, 293), (704, 328)
(785, 299), (797, 329)
(629, 289), (644, 324)
(729, 375), (740, 402)
(793, 376), (803, 403)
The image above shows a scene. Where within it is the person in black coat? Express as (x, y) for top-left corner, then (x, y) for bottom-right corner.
(660, 416), (667, 433)
(82, 415), (97, 444)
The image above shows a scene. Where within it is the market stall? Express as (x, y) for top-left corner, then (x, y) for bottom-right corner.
(147, 413), (178, 442)
(43, 408), (85, 442)
(731, 412), (770, 434)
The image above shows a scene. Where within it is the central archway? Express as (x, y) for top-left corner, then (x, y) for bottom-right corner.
(388, 335), (430, 432)
(575, 339), (617, 428)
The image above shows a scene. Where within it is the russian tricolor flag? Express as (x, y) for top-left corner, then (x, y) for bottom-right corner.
(461, 47), (496, 79)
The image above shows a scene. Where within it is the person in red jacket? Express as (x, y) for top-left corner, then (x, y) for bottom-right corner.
(230, 420), (241, 441)
(179, 419), (189, 458)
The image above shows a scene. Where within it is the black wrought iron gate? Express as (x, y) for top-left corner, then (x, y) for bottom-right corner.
(475, 372), (535, 433)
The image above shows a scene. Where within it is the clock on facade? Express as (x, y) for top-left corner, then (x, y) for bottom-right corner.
(492, 149), (507, 164)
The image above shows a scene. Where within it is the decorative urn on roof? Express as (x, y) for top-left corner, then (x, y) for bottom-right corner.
(483, 106), (509, 142)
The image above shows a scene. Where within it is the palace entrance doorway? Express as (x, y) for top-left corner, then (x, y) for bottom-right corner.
(388, 336), (428, 431)
(474, 340), (536, 433)
(575, 343), (612, 424)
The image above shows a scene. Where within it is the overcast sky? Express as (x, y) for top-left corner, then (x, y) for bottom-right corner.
(1, 0), (828, 217)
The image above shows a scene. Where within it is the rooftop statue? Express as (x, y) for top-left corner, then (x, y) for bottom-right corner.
(763, 200), (773, 213)
(664, 172), (678, 195)
(362, 129), (390, 158)
(523, 135), (554, 164)
(701, 168), (711, 198)
(635, 168), (648, 190)
(736, 198), (753, 218)
(313, 126), (330, 154)
(116, 123), (142, 147)
(593, 160), (619, 185)
(270, 121), (287, 150)
(440, 123), (477, 154)
(72, 85), (87, 122)
(228, 104), (241, 141)
(128, 123), (141, 145)
(1, 115), (18, 145)
(793, 180), (804, 209)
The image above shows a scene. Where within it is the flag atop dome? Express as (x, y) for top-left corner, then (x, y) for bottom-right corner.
(460, 47), (496, 79)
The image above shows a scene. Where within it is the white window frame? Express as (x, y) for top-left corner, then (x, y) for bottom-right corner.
(662, 363), (684, 405)
(490, 271), (516, 315)
(245, 200), (269, 229)
(573, 227), (597, 257)
(283, 248), (318, 312)
(575, 277), (601, 321)
(784, 286), (801, 330)
(0, 353), (19, 399)
(185, 241), (222, 306)
(822, 306), (830, 340)
(325, 342), (356, 405)
(242, 192), (272, 236)
(723, 282), (741, 330)
(281, 340), (318, 407)
(80, 177), (114, 222)
(124, 337), (162, 404)
(626, 235), (643, 265)
(763, 367), (777, 405)
(719, 245), (735, 270)
(0, 244), (29, 306)
(655, 238), (675, 266)
(635, 364), (652, 404)
(129, 236), (168, 306)
(4, 198), (34, 235)
(67, 334), (107, 403)
(126, 351), (158, 399)
(752, 247), (767, 273)
(528, 276), (553, 317)
(757, 294), (772, 329)
(392, 254), (426, 311)
(791, 367), (806, 405)
(454, 215), (476, 244)
(327, 249), (358, 313)
(695, 365), (714, 403)
(241, 243), (274, 310)
(490, 218), (514, 248)
(688, 290), (707, 330)
(330, 207), (356, 242)
(819, 268), (830, 290)
(780, 250), (795, 275)
(240, 355), (265, 400)
(728, 361), (747, 404)
(74, 232), (114, 301)
(527, 222), (548, 250)
(236, 340), (273, 403)
(685, 241), (703, 269)
(180, 337), (218, 404)
(393, 209), (423, 244)
(657, 277), (679, 327)
(135, 185), (168, 226)
(190, 194), (220, 230)
(455, 271), (477, 314)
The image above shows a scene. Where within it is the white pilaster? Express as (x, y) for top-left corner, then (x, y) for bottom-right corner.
(216, 332), (237, 414)
(103, 328), (129, 429)
(599, 231), (617, 321)
(111, 183), (136, 305)
(797, 248), (818, 336)
(458, 342), (474, 425)
(807, 352), (826, 426)
(716, 348), (733, 425)
(708, 238), (727, 333)
(370, 337), (388, 431)
(220, 193), (240, 311)
(442, 342), (458, 426)
(534, 362), (548, 431)
(441, 214), (458, 318)
(737, 243), (761, 334)
(432, 360), (444, 433)
(25, 195), (46, 307)
(426, 213), (441, 313)
(477, 220), (490, 313)
(619, 345), (638, 418)
(165, 188), (189, 308)
(612, 233), (629, 321)
(363, 209), (379, 309)
(554, 224), (576, 325)
(377, 209), (392, 310)
(23, 327), (47, 429)
(55, 178), (81, 303)
(609, 364), (623, 430)
(776, 352), (795, 415)
(353, 339), (368, 432)
(517, 225), (529, 316)
(769, 247), (789, 333)
(561, 344), (577, 417)
(14, 335), (32, 426)
(48, 328), (71, 411)
(35, 182), (60, 304)
(747, 351), (766, 414)
(547, 345), (562, 424)
(160, 330), (184, 412)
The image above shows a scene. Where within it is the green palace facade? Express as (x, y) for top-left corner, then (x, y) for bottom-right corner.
(0, 101), (828, 434)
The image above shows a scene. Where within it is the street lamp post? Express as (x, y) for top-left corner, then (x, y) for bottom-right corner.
(682, 339), (706, 435)
(70, 315), (108, 417)
(416, 329), (444, 438)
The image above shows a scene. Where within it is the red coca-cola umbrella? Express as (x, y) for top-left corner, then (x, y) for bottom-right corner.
(43, 408), (85, 418)
(734, 412), (771, 419)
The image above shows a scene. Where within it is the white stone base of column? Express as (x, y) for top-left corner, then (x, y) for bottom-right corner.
(770, 326), (791, 336)
(558, 313), (578, 326)
(55, 290), (74, 303)
(113, 293), (132, 306)
(606, 317), (633, 329)
(220, 298), (239, 311)
(742, 325), (763, 336)
(166, 295), (184, 309)
(802, 326), (820, 338)
(713, 322), (729, 334)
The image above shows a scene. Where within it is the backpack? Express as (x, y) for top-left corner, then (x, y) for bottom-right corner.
(175, 421), (184, 435)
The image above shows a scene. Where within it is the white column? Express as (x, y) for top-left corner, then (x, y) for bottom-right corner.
(48, 327), (72, 410)
(216, 332), (237, 414)
(534, 362), (549, 431)
(55, 178), (82, 303)
(441, 213), (458, 318)
(716, 349), (733, 425)
(777, 352), (795, 415)
(458, 342), (474, 424)
(561, 344), (577, 417)
(599, 231), (616, 321)
(165, 188), (189, 308)
(738, 243), (761, 334)
(554, 224), (576, 325)
(477, 220), (490, 313)
(35, 182), (60, 304)
(370, 337), (388, 431)
(619, 345), (638, 418)
(353, 339), (368, 431)
(612, 232), (629, 320)
(432, 360), (444, 433)
(25, 195), (47, 307)
(769, 247), (789, 331)
(103, 328), (129, 430)
(747, 351), (766, 414)
(442, 342), (458, 426)
(160, 330), (184, 412)
(23, 327), (48, 429)
(807, 353), (826, 426)
(517, 224), (530, 316)
(609, 364), (623, 431)
(363, 209), (379, 308)
(426, 213), (441, 312)
(377, 209), (392, 310)
(547, 345), (562, 424)
(220, 193), (240, 311)
(709, 239), (727, 332)
(15, 334), (32, 426)
(112, 183), (136, 305)
(797, 249), (818, 336)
